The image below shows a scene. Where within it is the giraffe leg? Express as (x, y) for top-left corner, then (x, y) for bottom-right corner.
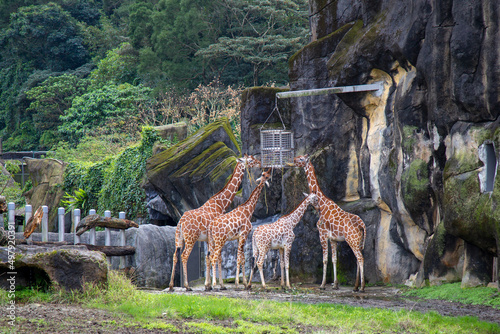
(257, 252), (267, 289)
(331, 241), (339, 290)
(218, 254), (226, 290)
(278, 248), (285, 289)
(181, 243), (195, 291)
(284, 246), (291, 289)
(169, 226), (183, 291)
(204, 245), (212, 291)
(235, 237), (247, 289)
(353, 250), (365, 293)
(211, 248), (221, 289)
(319, 235), (328, 290)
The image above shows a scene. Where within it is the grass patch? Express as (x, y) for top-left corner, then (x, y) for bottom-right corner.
(4, 272), (500, 334)
(403, 282), (500, 308)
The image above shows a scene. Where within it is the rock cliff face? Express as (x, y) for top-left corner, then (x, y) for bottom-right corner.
(242, 0), (500, 287)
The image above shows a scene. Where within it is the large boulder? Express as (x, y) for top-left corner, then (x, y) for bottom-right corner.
(21, 224), (177, 289)
(145, 118), (241, 222)
(0, 246), (108, 291)
(24, 158), (66, 231)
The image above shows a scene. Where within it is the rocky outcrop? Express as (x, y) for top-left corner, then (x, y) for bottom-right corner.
(240, 0), (499, 287)
(19, 224), (176, 289)
(145, 118), (241, 223)
(0, 246), (108, 291)
(24, 158), (66, 231)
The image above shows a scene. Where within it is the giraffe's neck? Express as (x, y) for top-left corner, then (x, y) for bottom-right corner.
(304, 162), (341, 212)
(241, 179), (266, 215)
(211, 161), (245, 211)
(304, 163), (321, 195)
(282, 196), (312, 229)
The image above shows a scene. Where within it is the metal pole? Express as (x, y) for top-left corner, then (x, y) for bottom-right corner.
(25, 205), (32, 242)
(42, 206), (48, 242)
(58, 207), (65, 242)
(119, 211), (126, 269)
(89, 209), (96, 245)
(104, 210), (111, 246)
(74, 209), (81, 245)
(275, 82), (383, 99)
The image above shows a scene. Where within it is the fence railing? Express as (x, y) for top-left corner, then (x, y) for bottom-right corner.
(8, 202), (132, 268)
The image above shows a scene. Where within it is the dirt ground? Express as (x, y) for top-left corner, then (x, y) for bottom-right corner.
(2, 283), (499, 333)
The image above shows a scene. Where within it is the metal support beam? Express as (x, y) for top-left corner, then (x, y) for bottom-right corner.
(276, 82), (383, 99)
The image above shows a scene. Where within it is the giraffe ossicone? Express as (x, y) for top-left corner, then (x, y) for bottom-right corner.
(293, 154), (366, 292)
(168, 154), (261, 292)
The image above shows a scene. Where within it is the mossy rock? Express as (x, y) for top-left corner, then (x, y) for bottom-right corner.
(401, 159), (431, 216)
(443, 169), (499, 255)
(145, 118), (242, 219)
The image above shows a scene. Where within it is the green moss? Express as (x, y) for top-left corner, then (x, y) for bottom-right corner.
(402, 126), (418, 154)
(401, 159), (429, 209)
(443, 151), (481, 180)
(443, 170), (498, 250)
(288, 21), (355, 66)
(149, 118), (240, 174)
(172, 142), (237, 184)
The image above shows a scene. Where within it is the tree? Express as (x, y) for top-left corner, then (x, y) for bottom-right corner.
(25, 73), (89, 148)
(58, 83), (153, 142)
(1, 3), (89, 71)
(195, 0), (309, 85)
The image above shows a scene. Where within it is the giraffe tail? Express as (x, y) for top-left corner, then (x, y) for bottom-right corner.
(360, 220), (366, 251)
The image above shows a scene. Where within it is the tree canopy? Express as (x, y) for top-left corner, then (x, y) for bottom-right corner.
(0, 0), (309, 152)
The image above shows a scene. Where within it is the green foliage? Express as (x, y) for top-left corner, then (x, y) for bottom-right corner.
(26, 73), (89, 148)
(61, 188), (88, 212)
(88, 43), (139, 88)
(1, 3), (88, 71)
(59, 83), (153, 142)
(196, 0), (308, 86)
(63, 127), (164, 218)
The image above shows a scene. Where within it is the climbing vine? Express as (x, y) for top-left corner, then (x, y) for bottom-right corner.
(63, 127), (168, 218)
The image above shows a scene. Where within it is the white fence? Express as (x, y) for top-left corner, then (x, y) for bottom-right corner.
(8, 202), (129, 268)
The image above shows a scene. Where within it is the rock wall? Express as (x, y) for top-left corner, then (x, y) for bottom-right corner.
(242, 0), (500, 287)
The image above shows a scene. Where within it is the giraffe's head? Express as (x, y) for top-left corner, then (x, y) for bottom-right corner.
(292, 154), (310, 168)
(238, 154), (262, 168)
(304, 192), (319, 209)
(256, 168), (272, 187)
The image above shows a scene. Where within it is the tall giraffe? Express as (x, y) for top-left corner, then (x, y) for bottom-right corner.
(168, 154), (261, 291)
(293, 154), (366, 292)
(207, 168), (272, 290)
(248, 192), (318, 289)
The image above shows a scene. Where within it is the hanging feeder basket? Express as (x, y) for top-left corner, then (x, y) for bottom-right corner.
(260, 129), (294, 168)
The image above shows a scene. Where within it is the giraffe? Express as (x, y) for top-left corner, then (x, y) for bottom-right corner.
(248, 192), (318, 289)
(293, 154), (366, 292)
(168, 154), (261, 291)
(207, 168), (272, 290)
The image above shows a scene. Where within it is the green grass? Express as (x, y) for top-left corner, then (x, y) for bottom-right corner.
(403, 282), (500, 308)
(4, 272), (500, 334)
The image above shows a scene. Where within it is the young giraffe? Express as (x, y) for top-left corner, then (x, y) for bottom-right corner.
(168, 154), (261, 291)
(207, 168), (272, 290)
(293, 154), (366, 292)
(248, 192), (318, 289)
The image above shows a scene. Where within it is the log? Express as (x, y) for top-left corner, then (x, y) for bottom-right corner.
(78, 244), (136, 256)
(76, 214), (139, 236)
(16, 239), (70, 246)
(14, 239), (136, 256)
